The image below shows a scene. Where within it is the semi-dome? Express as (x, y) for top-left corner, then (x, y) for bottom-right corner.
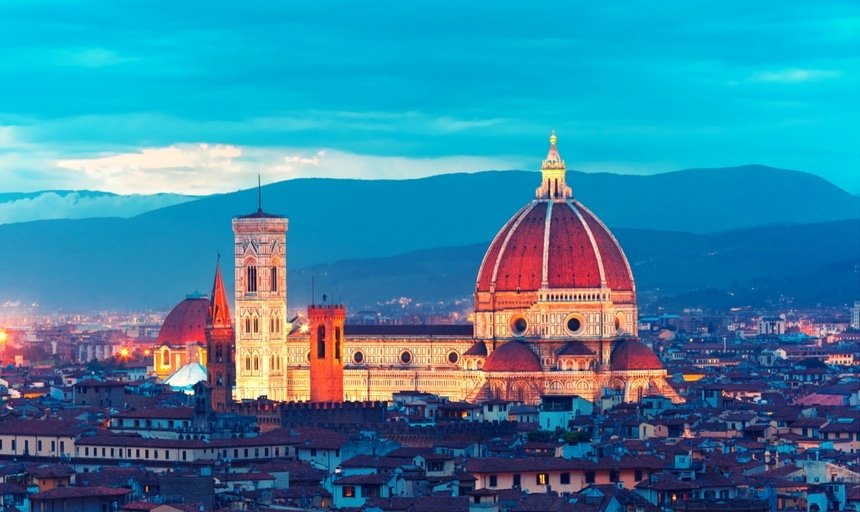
(610, 339), (663, 371)
(484, 341), (542, 372)
(156, 295), (210, 345)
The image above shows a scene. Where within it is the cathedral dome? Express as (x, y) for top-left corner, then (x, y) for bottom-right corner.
(610, 339), (663, 370)
(475, 133), (634, 309)
(484, 341), (542, 372)
(156, 295), (209, 345)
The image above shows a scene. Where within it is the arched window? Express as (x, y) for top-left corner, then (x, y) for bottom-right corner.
(335, 327), (341, 360)
(215, 344), (223, 363)
(245, 356), (251, 371)
(253, 356), (259, 371)
(253, 316), (259, 333)
(317, 325), (326, 359)
(246, 265), (257, 293)
(271, 266), (278, 292)
(245, 317), (251, 334)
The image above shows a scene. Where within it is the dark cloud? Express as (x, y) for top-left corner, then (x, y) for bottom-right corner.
(0, 0), (857, 192)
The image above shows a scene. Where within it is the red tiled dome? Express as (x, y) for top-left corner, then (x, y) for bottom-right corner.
(610, 339), (663, 371)
(484, 341), (542, 372)
(476, 199), (634, 295)
(156, 296), (209, 345)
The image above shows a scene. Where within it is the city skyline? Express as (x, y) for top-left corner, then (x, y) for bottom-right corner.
(0, 1), (858, 195)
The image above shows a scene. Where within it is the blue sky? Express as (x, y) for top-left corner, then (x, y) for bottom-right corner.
(0, 1), (857, 194)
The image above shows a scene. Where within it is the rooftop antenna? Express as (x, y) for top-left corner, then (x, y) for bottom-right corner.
(257, 174), (262, 212)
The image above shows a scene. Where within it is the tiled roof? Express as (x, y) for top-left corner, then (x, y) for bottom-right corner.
(0, 419), (93, 437)
(31, 486), (132, 500)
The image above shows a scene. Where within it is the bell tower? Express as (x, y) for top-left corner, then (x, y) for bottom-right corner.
(233, 182), (289, 401)
(206, 257), (235, 410)
(308, 304), (345, 403)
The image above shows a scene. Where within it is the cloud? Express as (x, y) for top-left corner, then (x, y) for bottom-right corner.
(48, 144), (523, 194)
(751, 68), (844, 83)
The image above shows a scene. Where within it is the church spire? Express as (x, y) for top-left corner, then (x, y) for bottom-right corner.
(535, 130), (572, 200)
(209, 255), (232, 329)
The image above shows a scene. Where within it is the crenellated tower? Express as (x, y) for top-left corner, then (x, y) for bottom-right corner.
(233, 186), (288, 401)
(206, 257), (235, 410)
(308, 304), (345, 403)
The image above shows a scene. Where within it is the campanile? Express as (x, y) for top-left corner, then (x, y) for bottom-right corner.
(233, 188), (288, 401)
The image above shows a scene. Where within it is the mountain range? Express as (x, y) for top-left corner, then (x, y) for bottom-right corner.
(0, 165), (857, 312)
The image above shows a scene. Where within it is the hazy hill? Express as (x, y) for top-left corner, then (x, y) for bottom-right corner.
(0, 166), (857, 311)
(292, 220), (860, 311)
(0, 190), (195, 225)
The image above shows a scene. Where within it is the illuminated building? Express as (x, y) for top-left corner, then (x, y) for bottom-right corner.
(156, 133), (681, 405)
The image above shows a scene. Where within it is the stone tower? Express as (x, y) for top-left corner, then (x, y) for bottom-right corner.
(233, 187), (288, 401)
(308, 304), (345, 403)
(206, 257), (236, 410)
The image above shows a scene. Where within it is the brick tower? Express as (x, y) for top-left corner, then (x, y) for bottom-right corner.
(233, 185), (289, 401)
(206, 257), (235, 410)
(308, 304), (345, 403)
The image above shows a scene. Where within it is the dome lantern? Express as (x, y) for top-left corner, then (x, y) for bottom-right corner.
(535, 130), (572, 200)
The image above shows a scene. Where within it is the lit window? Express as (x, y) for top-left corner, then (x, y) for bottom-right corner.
(247, 265), (257, 293)
(537, 473), (548, 485)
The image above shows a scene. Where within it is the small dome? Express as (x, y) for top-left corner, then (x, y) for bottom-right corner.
(484, 341), (542, 372)
(157, 296), (209, 346)
(464, 341), (488, 356)
(610, 339), (663, 371)
(164, 362), (207, 392)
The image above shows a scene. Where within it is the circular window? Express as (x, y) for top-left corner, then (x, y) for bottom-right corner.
(448, 351), (459, 364)
(511, 316), (528, 336)
(565, 314), (585, 335)
(400, 351), (412, 364)
(353, 351), (365, 364)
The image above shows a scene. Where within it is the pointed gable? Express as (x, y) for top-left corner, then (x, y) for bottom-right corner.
(209, 258), (232, 329)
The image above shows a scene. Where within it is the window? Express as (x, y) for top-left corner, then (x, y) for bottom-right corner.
(216, 344), (223, 362)
(245, 357), (251, 371)
(271, 266), (278, 292)
(245, 317), (251, 333)
(512, 474), (521, 488)
(253, 317), (259, 333)
(247, 265), (257, 293)
(560, 472), (570, 485)
(610, 470), (619, 483)
(253, 356), (259, 371)
(317, 326), (326, 358)
(489, 475), (498, 488)
(635, 469), (643, 481)
(37, 440), (42, 451)
(585, 471), (595, 484)
(537, 473), (548, 485)
(335, 327), (341, 360)
(400, 351), (412, 364)
(342, 486), (355, 498)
